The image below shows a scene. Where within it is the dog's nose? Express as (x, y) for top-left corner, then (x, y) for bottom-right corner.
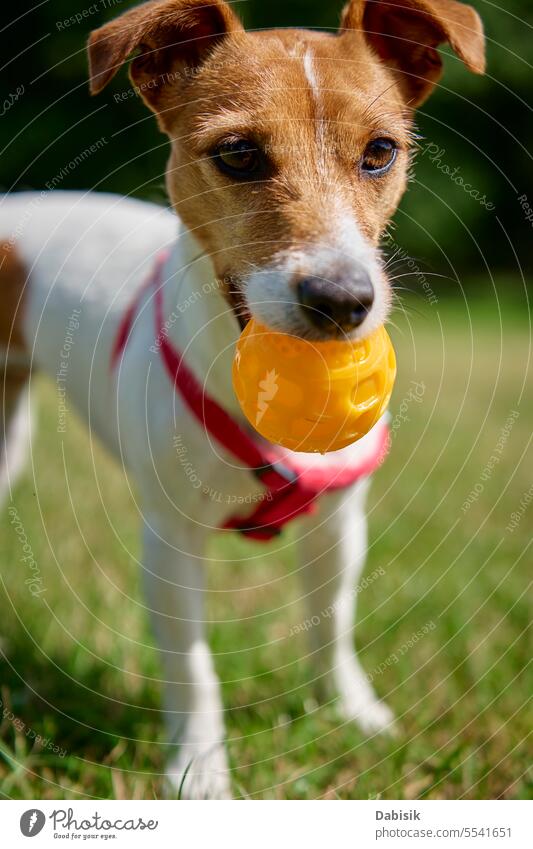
(297, 271), (374, 333)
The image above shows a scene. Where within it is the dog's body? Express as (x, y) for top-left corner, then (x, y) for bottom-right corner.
(0, 0), (484, 798)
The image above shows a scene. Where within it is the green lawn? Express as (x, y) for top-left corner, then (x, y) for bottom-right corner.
(0, 293), (531, 800)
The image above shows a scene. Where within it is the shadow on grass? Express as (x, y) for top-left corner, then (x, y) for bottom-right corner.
(0, 630), (163, 770)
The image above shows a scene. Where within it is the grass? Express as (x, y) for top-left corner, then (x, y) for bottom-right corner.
(0, 293), (531, 800)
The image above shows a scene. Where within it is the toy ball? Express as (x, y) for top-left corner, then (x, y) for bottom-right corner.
(232, 319), (396, 454)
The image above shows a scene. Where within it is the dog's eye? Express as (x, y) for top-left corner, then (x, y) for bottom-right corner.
(214, 140), (261, 178)
(361, 138), (397, 175)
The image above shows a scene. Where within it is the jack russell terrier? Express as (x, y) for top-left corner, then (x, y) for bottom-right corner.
(0, 0), (484, 798)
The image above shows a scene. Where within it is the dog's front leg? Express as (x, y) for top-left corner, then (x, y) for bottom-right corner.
(141, 520), (231, 799)
(297, 482), (395, 735)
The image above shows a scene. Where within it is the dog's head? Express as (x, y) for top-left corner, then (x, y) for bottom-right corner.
(88, 0), (484, 339)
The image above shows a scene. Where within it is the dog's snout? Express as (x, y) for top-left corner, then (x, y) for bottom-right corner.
(296, 271), (374, 334)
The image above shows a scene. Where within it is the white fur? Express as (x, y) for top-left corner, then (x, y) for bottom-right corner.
(303, 48), (327, 173)
(0, 190), (394, 798)
(0, 382), (32, 503)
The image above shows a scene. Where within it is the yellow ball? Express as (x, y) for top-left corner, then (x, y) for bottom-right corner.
(232, 320), (396, 454)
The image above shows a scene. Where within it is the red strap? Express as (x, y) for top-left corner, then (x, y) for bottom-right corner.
(111, 253), (292, 490)
(223, 422), (389, 539)
(110, 265), (160, 373)
(223, 481), (317, 539)
(155, 285), (276, 475)
(111, 252), (389, 540)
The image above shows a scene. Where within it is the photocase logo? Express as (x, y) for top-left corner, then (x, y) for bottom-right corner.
(256, 369), (279, 425)
(20, 809), (46, 837)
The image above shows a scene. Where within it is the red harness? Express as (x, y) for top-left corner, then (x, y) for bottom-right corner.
(111, 253), (389, 541)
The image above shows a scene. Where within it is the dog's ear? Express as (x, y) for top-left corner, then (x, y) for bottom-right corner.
(88, 0), (243, 112)
(339, 0), (485, 105)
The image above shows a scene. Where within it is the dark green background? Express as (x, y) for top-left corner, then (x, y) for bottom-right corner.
(2, 1), (531, 290)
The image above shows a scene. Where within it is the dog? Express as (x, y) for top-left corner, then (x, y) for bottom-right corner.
(0, 0), (484, 798)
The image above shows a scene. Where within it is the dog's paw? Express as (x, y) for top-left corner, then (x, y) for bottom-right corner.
(340, 694), (397, 736)
(165, 741), (232, 799)
(319, 657), (398, 737)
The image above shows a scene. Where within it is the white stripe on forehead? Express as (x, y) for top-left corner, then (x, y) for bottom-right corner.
(302, 48), (326, 172)
(303, 48), (320, 105)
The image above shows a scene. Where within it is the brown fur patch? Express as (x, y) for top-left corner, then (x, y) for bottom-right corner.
(0, 242), (29, 356)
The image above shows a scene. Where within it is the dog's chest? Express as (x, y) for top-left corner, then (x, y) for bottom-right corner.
(116, 336), (266, 528)
(172, 431), (268, 526)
